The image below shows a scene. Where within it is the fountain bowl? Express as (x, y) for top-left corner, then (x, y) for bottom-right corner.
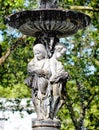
(6, 9), (91, 37)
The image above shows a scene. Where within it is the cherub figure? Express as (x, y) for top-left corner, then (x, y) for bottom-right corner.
(50, 43), (69, 119)
(25, 44), (52, 120)
(25, 42), (68, 120)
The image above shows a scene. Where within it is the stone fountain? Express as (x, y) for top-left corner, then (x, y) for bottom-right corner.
(6, 0), (91, 130)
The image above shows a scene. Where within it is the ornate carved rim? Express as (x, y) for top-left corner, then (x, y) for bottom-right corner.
(6, 9), (91, 37)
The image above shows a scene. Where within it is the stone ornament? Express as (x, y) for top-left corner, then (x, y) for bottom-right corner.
(39, 0), (58, 8)
(25, 43), (69, 121)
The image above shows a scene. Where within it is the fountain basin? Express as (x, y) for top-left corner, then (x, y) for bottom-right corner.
(6, 9), (91, 37)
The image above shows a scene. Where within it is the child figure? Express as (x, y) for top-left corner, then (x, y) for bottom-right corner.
(26, 44), (52, 120)
(50, 43), (69, 119)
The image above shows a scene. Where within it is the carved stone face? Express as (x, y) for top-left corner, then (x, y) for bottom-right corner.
(54, 44), (66, 60)
(34, 50), (45, 60)
(33, 44), (47, 60)
(60, 47), (66, 55)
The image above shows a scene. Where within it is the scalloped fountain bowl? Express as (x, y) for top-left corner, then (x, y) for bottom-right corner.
(6, 9), (91, 37)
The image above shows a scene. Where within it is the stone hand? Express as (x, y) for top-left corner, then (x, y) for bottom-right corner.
(50, 72), (69, 83)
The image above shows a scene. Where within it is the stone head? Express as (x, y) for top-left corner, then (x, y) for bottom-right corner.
(54, 43), (66, 59)
(33, 44), (47, 60)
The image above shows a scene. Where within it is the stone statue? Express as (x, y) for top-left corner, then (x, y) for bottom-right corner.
(25, 44), (52, 120)
(25, 42), (68, 121)
(50, 43), (69, 119)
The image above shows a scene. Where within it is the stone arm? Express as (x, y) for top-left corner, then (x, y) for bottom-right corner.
(50, 57), (68, 83)
(50, 72), (69, 84)
(27, 60), (50, 78)
(27, 59), (43, 75)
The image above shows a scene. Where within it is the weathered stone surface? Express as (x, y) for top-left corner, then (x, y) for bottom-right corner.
(25, 43), (68, 121)
(32, 120), (61, 130)
(6, 9), (91, 37)
(38, 0), (58, 8)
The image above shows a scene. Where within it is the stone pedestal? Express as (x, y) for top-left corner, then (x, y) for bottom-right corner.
(32, 120), (61, 130)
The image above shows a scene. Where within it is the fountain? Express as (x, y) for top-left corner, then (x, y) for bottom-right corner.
(6, 0), (91, 130)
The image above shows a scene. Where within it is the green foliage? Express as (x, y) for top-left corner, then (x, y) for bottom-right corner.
(58, 29), (99, 129)
(0, 98), (34, 116)
(0, 38), (34, 98)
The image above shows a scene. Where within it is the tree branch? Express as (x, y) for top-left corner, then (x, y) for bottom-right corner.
(78, 94), (95, 129)
(85, 93), (96, 110)
(0, 48), (10, 65)
(76, 79), (86, 129)
(0, 35), (26, 65)
(62, 6), (99, 12)
(65, 89), (78, 130)
(76, 79), (96, 129)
